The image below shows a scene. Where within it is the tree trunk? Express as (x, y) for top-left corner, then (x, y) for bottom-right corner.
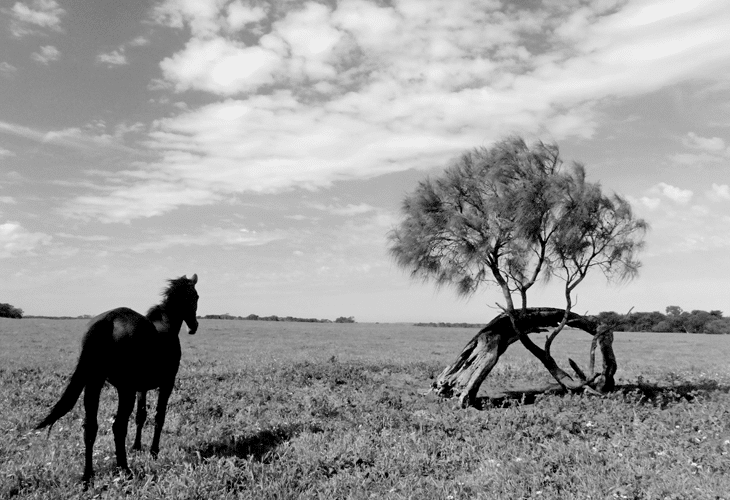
(432, 308), (616, 408)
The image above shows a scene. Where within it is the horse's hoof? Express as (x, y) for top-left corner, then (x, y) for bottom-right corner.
(150, 449), (159, 459)
(82, 475), (93, 490)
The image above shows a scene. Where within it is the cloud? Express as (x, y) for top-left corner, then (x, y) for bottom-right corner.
(682, 132), (726, 152)
(0, 62), (18, 77)
(130, 227), (285, 252)
(0, 221), (52, 258)
(309, 202), (377, 216)
(62, 180), (222, 223)
(0, 147), (15, 158)
(708, 183), (730, 201)
(671, 131), (730, 168)
(31, 45), (60, 64)
(651, 182), (693, 204)
(0, 120), (140, 154)
(160, 37), (284, 95)
(226, 1), (267, 31)
(129, 36), (149, 47)
(70, 0), (730, 222)
(639, 196), (661, 210)
(7, 0), (65, 37)
(96, 49), (128, 67)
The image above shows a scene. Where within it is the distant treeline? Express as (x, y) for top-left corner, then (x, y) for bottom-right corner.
(414, 307), (729, 334)
(201, 314), (356, 324)
(414, 322), (486, 328)
(595, 307), (729, 334)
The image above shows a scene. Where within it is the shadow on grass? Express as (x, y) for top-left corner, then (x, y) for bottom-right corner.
(186, 423), (324, 462)
(475, 378), (730, 409)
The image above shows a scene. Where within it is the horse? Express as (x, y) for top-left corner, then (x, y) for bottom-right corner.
(35, 274), (199, 487)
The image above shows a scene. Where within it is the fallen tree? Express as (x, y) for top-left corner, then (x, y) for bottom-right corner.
(433, 308), (616, 408)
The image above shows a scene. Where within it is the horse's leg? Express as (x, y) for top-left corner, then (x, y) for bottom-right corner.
(150, 383), (174, 458)
(82, 378), (104, 487)
(112, 388), (135, 476)
(132, 391), (147, 451)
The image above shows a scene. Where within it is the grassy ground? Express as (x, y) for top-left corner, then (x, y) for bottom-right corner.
(1, 318), (729, 499)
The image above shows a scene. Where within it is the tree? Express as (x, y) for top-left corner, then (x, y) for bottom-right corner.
(335, 316), (355, 323)
(0, 302), (23, 319)
(388, 136), (647, 407)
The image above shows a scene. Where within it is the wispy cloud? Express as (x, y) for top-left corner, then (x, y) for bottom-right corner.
(0, 62), (18, 77)
(0, 120), (141, 154)
(308, 202), (377, 216)
(650, 182), (693, 204)
(708, 183), (730, 202)
(7, 0), (65, 37)
(0, 221), (52, 258)
(130, 227), (285, 252)
(31, 45), (60, 64)
(96, 49), (128, 67)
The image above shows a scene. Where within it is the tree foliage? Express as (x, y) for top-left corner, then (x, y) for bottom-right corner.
(595, 308), (728, 334)
(388, 136), (648, 312)
(0, 302), (23, 318)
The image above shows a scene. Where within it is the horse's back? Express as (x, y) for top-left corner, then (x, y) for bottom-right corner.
(86, 307), (156, 341)
(83, 307), (176, 390)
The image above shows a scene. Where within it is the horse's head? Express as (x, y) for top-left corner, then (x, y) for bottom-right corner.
(183, 274), (199, 335)
(163, 274), (199, 335)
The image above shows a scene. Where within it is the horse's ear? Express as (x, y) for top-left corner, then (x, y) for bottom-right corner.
(191, 273), (198, 284)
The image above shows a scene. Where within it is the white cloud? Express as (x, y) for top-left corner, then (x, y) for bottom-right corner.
(273, 2), (344, 80)
(69, 0), (730, 223)
(31, 45), (60, 64)
(0, 62), (18, 77)
(0, 120), (139, 153)
(708, 183), (730, 201)
(309, 203), (377, 216)
(0, 222), (51, 258)
(651, 182), (693, 204)
(682, 132), (726, 152)
(129, 36), (150, 47)
(640, 196), (661, 210)
(8, 0), (65, 37)
(97, 49), (128, 67)
(62, 180), (222, 223)
(0, 147), (15, 158)
(159, 37), (284, 95)
(226, 1), (267, 31)
(130, 227), (285, 252)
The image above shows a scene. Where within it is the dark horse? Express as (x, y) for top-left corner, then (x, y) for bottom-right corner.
(35, 274), (199, 486)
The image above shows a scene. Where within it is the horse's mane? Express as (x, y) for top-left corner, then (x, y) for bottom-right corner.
(160, 276), (192, 304)
(146, 276), (193, 317)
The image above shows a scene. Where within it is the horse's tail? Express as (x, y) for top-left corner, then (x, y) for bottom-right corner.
(35, 323), (101, 432)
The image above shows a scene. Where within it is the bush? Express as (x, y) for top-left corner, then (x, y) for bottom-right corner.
(335, 316), (355, 323)
(704, 318), (730, 335)
(0, 303), (23, 318)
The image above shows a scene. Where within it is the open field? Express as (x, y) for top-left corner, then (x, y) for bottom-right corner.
(1, 318), (729, 499)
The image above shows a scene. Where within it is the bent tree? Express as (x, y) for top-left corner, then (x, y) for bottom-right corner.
(388, 136), (647, 408)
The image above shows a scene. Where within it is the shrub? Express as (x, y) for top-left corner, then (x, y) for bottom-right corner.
(704, 318), (730, 335)
(0, 302), (23, 318)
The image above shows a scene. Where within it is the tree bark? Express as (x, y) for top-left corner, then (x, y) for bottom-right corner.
(432, 307), (616, 408)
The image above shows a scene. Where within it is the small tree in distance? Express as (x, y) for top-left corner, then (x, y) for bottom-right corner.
(388, 136), (648, 407)
(0, 303), (24, 319)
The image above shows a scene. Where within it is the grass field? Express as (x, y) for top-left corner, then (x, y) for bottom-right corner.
(1, 318), (729, 499)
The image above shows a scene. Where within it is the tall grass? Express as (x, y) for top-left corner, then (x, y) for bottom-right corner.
(1, 319), (729, 499)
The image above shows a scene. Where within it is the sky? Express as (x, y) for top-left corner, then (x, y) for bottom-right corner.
(0, 0), (729, 323)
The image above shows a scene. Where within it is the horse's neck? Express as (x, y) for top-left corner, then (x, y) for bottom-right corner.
(148, 304), (184, 335)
